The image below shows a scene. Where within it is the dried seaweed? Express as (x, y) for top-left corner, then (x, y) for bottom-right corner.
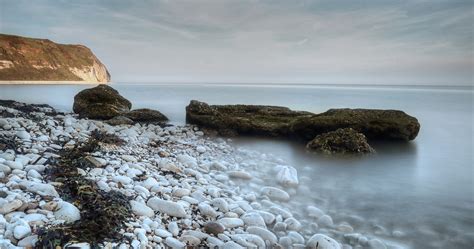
(36, 131), (131, 248)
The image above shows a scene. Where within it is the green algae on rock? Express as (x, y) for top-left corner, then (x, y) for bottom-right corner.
(306, 128), (375, 154)
(185, 100), (420, 141)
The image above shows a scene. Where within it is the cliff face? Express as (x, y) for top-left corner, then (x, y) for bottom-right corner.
(0, 34), (110, 83)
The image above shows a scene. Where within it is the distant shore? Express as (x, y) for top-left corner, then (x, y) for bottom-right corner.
(0, 81), (108, 85)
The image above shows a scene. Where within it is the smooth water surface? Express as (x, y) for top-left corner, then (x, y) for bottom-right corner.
(1, 83), (472, 248)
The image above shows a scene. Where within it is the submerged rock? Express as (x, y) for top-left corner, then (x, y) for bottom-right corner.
(306, 128), (375, 154)
(73, 85), (132, 119)
(185, 100), (420, 141)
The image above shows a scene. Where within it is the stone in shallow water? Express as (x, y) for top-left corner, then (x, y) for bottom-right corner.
(307, 206), (325, 218)
(261, 186), (290, 202)
(228, 170), (252, 180)
(306, 128), (375, 154)
(146, 197), (187, 218)
(275, 165), (299, 187)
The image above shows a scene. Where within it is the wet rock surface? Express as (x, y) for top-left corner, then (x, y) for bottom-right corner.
(186, 100), (420, 141)
(306, 128), (375, 154)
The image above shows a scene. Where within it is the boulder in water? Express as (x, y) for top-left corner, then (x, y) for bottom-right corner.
(306, 128), (375, 154)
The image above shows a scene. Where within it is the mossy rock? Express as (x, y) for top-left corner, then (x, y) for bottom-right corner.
(306, 128), (375, 154)
(73, 85), (131, 119)
(186, 100), (420, 141)
(124, 108), (168, 123)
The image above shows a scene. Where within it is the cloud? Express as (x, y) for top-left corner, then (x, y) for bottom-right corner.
(0, 0), (472, 85)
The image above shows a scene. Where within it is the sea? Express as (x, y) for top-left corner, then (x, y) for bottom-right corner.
(1, 83), (473, 248)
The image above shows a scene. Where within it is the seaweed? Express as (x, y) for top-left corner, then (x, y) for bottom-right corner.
(36, 130), (131, 248)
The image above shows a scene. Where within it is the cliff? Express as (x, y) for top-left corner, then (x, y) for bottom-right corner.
(0, 34), (110, 83)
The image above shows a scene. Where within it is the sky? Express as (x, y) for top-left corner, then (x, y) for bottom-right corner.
(0, 0), (473, 85)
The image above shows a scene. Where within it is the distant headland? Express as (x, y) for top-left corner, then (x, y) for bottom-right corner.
(0, 34), (110, 84)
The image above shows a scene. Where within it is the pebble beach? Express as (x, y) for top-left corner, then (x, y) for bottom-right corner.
(0, 100), (393, 248)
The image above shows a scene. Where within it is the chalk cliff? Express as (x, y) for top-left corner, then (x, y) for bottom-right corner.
(0, 34), (110, 83)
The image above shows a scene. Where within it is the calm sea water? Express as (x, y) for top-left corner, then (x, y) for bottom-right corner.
(1, 83), (473, 248)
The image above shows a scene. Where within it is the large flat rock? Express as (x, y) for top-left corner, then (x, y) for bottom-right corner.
(186, 100), (420, 141)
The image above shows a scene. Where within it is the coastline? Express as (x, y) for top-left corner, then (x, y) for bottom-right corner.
(0, 81), (108, 85)
(0, 99), (352, 248)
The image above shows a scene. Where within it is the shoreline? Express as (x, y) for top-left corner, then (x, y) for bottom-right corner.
(0, 99), (361, 248)
(0, 81), (108, 85)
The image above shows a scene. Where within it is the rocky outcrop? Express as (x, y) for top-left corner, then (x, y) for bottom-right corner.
(186, 100), (312, 137)
(306, 128), (374, 154)
(0, 34), (110, 83)
(292, 108), (420, 141)
(73, 85), (131, 119)
(186, 100), (420, 141)
(73, 85), (168, 123)
(124, 108), (168, 123)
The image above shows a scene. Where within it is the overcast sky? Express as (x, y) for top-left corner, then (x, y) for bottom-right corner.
(1, 0), (472, 85)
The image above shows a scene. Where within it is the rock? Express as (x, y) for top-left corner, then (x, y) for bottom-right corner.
(165, 237), (186, 248)
(14, 224), (31, 239)
(276, 165), (299, 187)
(261, 186), (290, 202)
(84, 156), (106, 168)
(198, 202), (218, 218)
(20, 181), (59, 197)
(306, 128), (375, 154)
(228, 170), (252, 180)
(217, 218), (244, 229)
(307, 206), (325, 218)
(222, 241), (244, 249)
(204, 221), (225, 235)
(317, 215), (334, 227)
(179, 235), (201, 246)
(0, 199), (23, 214)
(146, 197), (187, 217)
(54, 201), (81, 223)
(368, 239), (387, 249)
(196, 146), (207, 153)
(17, 235), (38, 247)
(307, 234), (341, 249)
(73, 85), (132, 119)
(186, 100), (312, 137)
(246, 226), (278, 246)
(16, 130), (31, 140)
(124, 108), (168, 123)
(185, 100), (420, 141)
(65, 242), (91, 249)
(106, 116), (134, 125)
(241, 212), (266, 227)
(130, 200), (154, 218)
